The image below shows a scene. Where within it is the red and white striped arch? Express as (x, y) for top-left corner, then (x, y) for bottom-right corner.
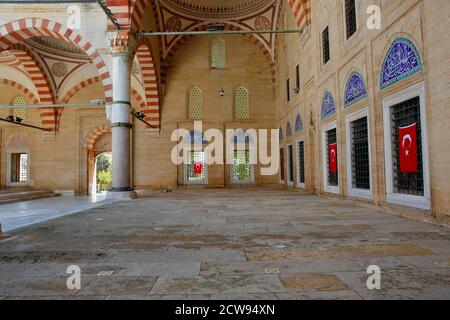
(9, 44), (57, 130)
(59, 76), (102, 105)
(130, 87), (146, 111)
(129, 1), (311, 33)
(288, 0), (311, 30)
(135, 40), (160, 128)
(85, 125), (111, 151)
(161, 23), (276, 85)
(0, 78), (39, 104)
(0, 19), (113, 102)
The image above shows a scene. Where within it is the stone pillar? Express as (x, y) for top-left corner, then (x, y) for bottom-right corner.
(107, 32), (137, 200)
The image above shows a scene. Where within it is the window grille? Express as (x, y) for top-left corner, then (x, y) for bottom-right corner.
(288, 145), (294, 183)
(391, 97), (424, 196)
(286, 78), (290, 102)
(322, 27), (330, 64)
(211, 40), (225, 69)
(187, 87), (203, 120)
(234, 87), (249, 119)
(186, 151), (206, 183)
(10, 95), (27, 120)
(351, 117), (370, 189)
(327, 128), (338, 186)
(298, 140), (305, 184)
(232, 150), (251, 182)
(345, 0), (357, 39)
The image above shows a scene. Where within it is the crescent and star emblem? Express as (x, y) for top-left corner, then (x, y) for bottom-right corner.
(402, 134), (412, 156)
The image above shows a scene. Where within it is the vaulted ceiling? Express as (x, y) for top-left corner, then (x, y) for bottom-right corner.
(152, 0), (280, 61)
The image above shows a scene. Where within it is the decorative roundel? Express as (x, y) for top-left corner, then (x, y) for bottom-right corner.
(166, 16), (182, 32)
(51, 62), (68, 77)
(254, 16), (271, 31)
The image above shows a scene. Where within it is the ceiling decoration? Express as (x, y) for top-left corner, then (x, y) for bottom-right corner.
(164, 0), (273, 14)
(24, 36), (90, 61)
(154, 0), (280, 60)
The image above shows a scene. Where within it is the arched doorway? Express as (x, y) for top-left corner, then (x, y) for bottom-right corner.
(85, 126), (112, 196)
(94, 152), (112, 195)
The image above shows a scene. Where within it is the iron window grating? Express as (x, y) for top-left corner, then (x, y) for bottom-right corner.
(233, 150), (251, 181)
(187, 151), (206, 182)
(280, 147), (285, 181)
(298, 140), (305, 184)
(286, 78), (290, 102)
(322, 26), (330, 64)
(288, 145), (294, 183)
(345, 0), (357, 39)
(391, 96), (424, 196)
(295, 64), (300, 92)
(351, 117), (370, 189)
(327, 128), (338, 186)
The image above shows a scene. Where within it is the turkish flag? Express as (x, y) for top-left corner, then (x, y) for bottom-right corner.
(193, 162), (203, 174)
(399, 123), (418, 173)
(329, 143), (337, 173)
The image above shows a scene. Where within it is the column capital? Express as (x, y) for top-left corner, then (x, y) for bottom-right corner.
(108, 31), (137, 56)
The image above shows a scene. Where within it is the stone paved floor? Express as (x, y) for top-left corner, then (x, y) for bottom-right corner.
(0, 188), (449, 300)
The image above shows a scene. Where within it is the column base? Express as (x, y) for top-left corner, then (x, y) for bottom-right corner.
(106, 189), (138, 200)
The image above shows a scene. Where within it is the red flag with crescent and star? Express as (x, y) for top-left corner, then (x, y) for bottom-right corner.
(399, 123), (418, 173)
(329, 143), (337, 174)
(193, 162), (203, 174)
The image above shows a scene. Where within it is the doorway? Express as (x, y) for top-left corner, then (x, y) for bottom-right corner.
(94, 152), (112, 195)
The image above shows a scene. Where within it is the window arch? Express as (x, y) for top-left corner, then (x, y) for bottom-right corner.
(234, 87), (249, 119)
(186, 87), (203, 120)
(286, 121), (292, 137)
(295, 114), (303, 133)
(10, 95), (27, 120)
(211, 39), (225, 69)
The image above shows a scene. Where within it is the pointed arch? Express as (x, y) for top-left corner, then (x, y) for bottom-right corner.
(295, 113), (303, 132)
(286, 121), (292, 137)
(59, 76), (102, 105)
(287, 0), (311, 31)
(85, 125), (112, 151)
(135, 39), (161, 128)
(161, 22), (276, 86)
(0, 18), (113, 105)
(380, 36), (423, 90)
(0, 79), (39, 104)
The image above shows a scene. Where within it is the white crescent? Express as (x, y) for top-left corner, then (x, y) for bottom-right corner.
(402, 134), (412, 149)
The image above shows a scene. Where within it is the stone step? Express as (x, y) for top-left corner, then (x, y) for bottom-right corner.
(0, 189), (60, 205)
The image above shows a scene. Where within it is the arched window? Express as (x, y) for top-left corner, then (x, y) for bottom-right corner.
(295, 114), (303, 133)
(186, 87), (203, 120)
(211, 39), (225, 69)
(234, 87), (249, 119)
(10, 95), (27, 120)
(286, 121), (292, 137)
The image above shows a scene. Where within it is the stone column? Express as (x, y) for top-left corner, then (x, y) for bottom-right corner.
(107, 32), (137, 200)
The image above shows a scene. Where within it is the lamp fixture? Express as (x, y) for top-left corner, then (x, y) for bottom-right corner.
(219, 88), (225, 97)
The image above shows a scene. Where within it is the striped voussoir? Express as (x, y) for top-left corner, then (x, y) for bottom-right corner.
(136, 39), (160, 128)
(60, 76), (102, 105)
(161, 23), (276, 85)
(107, 0), (134, 30)
(0, 79), (39, 104)
(9, 44), (57, 130)
(130, 88), (146, 111)
(288, 0), (311, 30)
(56, 76), (103, 130)
(85, 125), (111, 150)
(130, 0), (150, 31)
(0, 19), (113, 117)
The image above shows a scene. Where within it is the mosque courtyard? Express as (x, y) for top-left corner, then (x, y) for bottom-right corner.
(0, 188), (449, 300)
